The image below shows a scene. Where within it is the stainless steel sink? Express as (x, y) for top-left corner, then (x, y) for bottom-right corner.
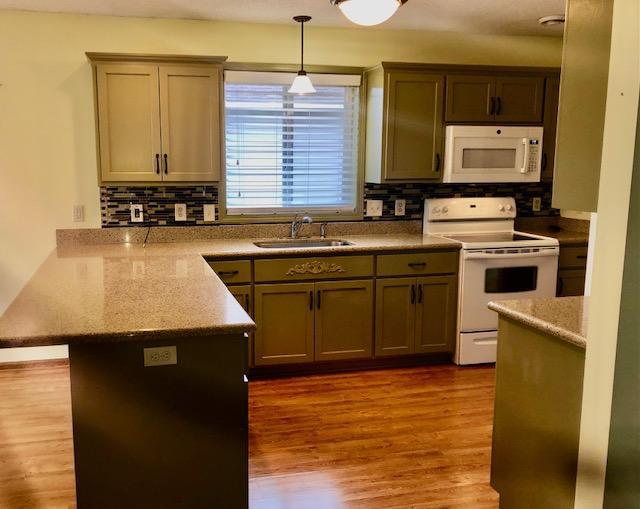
(254, 238), (353, 249)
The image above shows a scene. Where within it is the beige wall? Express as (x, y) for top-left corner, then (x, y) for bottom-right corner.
(574, 0), (639, 505)
(0, 10), (562, 344)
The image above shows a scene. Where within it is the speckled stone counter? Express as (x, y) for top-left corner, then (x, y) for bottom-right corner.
(0, 234), (459, 347)
(488, 296), (587, 348)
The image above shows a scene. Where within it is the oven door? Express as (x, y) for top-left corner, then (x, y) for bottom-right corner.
(459, 248), (558, 333)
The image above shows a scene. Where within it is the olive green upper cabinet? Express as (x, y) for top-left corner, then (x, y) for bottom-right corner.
(159, 65), (222, 182)
(542, 77), (560, 181)
(96, 64), (163, 183)
(445, 75), (544, 123)
(90, 54), (226, 184)
(365, 66), (444, 183)
(552, 0), (614, 212)
(445, 75), (495, 122)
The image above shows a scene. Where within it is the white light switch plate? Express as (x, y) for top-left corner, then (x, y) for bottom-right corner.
(130, 204), (144, 223)
(72, 205), (85, 222)
(366, 199), (383, 217)
(175, 203), (187, 221)
(203, 204), (216, 222)
(532, 197), (542, 212)
(394, 199), (406, 216)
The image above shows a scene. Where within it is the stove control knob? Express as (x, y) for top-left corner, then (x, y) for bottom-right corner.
(498, 204), (505, 212)
(432, 206), (441, 214)
(506, 204), (514, 211)
(442, 206), (449, 214)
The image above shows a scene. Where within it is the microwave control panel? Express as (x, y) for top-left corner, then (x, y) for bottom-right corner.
(526, 138), (540, 173)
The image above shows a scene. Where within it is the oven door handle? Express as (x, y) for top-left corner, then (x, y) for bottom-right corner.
(464, 249), (559, 260)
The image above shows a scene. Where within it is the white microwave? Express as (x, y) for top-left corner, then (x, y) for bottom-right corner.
(443, 125), (544, 183)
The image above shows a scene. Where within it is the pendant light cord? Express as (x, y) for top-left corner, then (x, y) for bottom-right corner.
(300, 20), (304, 72)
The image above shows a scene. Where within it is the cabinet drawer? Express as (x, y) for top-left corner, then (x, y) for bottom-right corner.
(254, 256), (374, 282)
(377, 251), (458, 277)
(558, 246), (588, 269)
(208, 260), (252, 284)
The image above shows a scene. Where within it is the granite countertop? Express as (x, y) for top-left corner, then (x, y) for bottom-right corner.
(519, 226), (589, 246)
(0, 234), (459, 348)
(488, 296), (588, 348)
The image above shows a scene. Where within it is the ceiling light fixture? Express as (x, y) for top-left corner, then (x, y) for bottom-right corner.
(538, 14), (565, 26)
(330, 0), (408, 26)
(289, 15), (316, 95)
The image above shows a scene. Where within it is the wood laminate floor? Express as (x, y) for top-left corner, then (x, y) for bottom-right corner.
(0, 361), (498, 508)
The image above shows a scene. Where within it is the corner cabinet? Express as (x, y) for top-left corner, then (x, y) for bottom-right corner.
(89, 54), (226, 184)
(365, 65), (445, 183)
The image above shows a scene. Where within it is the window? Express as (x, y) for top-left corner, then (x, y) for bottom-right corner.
(224, 71), (361, 218)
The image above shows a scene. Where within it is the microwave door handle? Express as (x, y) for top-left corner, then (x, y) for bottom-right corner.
(520, 138), (530, 174)
(465, 249), (559, 260)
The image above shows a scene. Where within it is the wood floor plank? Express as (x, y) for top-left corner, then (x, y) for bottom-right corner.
(0, 361), (498, 508)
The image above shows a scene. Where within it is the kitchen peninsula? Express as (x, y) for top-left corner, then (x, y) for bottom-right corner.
(489, 296), (587, 509)
(0, 230), (460, 508)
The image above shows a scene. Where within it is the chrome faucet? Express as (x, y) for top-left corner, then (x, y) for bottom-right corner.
(291, 214), (313, 239)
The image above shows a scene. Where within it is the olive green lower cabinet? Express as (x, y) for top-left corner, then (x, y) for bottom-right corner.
(375, 275), (457, 356)
(254, 280), (374, 366)
(228, 285), (254, 367)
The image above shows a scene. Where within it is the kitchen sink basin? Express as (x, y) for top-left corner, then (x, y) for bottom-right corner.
(254, 239), (353, 249)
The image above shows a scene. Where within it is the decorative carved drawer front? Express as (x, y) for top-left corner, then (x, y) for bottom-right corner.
(254, 255), (374, 282)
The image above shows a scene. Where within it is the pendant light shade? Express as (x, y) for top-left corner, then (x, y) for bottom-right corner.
(289, 15), (316, 94)
(331, 0), (407, 26)
(289, 71), (316, 94)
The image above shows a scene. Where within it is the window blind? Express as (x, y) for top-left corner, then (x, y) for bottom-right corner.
(224, 73), (361, 216)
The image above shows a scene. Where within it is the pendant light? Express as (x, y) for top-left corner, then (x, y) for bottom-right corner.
(331, 0), (408, 26)
(289, 15), (316, 95)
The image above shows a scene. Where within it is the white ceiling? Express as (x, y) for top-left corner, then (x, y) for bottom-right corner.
(0, 0), (566, 36)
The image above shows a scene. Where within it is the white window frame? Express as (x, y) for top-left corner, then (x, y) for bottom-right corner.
(219, 68), (365, 223)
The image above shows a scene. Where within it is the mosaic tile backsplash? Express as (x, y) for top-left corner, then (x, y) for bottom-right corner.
(101, 182), (556, 227)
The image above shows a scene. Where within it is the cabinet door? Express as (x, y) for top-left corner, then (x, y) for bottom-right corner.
(159, 65), (221, 182)
(228, 285), (254, 367)
(542, 77), (560, 181)
(254, 283), (314, 366)
(314, 280), (374, 361)
(494, 77), (545, 123)
(384, 72), (444, 181)
(375, 278), (416, 356)
(445, 75), (495, 122)
(96, 64), (162, 182)
(557, 269), (586, 297)
(414, 275), (457, 354)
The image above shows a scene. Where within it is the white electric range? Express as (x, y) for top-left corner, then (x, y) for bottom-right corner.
(423, 197), (559, 365)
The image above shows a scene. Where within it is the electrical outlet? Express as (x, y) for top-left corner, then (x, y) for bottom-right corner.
(394, 199), (406, 216)
(203, 204), (216, 222)
(130, 204), (144, 223)
(175, 203), (187, 222)
(143, 346), (177, 367)
(532, 197), (542, 212)
(72, 205), (85, 222)
(366, 199), (383, 217)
